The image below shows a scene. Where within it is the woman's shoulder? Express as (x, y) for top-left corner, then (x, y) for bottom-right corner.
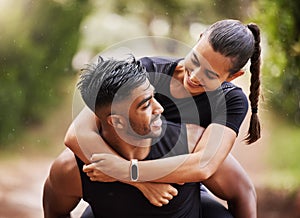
(220, 82), (246, 97)
(220, 82), (248, 109)
(140, 56), (182, 65)
(221, 81), (240, 91)
(139, 56), (182, 74)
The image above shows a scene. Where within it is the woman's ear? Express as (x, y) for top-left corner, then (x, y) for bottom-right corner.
(197, 33), (203, 41)
(226, 70), (245, 82)
(107, 115), (126, 129)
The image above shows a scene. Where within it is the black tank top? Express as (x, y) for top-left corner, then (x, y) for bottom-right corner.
(76, 122), (201, 218)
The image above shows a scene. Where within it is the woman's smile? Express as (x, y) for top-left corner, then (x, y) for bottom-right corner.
(186, 71), (205, 89)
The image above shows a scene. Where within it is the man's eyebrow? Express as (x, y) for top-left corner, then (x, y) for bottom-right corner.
(191, 51), (200, 67)
(136, 95), (152, 108)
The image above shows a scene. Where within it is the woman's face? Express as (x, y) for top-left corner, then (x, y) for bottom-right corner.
(182, 35), (233, 94)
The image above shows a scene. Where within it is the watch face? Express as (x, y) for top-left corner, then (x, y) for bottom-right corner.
(131, 164), (138, 181)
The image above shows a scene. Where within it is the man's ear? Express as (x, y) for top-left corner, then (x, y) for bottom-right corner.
(226, 70), (245, 82)
(107, 114), (126, 129)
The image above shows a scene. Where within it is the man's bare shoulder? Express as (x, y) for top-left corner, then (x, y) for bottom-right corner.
(43, 149), (82, 216)
(49, 148), (82, 196)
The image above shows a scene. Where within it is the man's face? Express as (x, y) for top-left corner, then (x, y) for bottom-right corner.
(115, 79), (164, 139)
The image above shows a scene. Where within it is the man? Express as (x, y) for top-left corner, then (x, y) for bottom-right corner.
(43, 56), (227, 217)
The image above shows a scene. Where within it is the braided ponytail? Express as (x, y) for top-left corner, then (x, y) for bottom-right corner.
(245, 23), (261, 144)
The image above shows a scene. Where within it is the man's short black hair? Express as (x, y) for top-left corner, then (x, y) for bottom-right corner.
(77, 55), (148, 112)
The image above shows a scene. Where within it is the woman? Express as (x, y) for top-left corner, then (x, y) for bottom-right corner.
(66, 19), (261, 218)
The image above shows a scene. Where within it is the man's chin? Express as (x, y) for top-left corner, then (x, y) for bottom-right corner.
(152, 125), (163, 135)
(142, 127), (162, 139)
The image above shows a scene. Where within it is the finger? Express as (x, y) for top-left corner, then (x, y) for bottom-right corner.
(169, 187), (178, 196)
(163, 193), (174, 200)
(86, 172), (94, 177)
(90, 176), (96, 181)
(176, 183), (185, 185)
(90, 154), (104, 162)
(155, 203), (163, 207)
(160, 198), (169, 205)
(150, 200), (163, 207)
(83, 163), (96, 172)
(82, 166), (92, 173)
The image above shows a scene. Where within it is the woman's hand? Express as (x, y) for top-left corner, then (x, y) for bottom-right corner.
(84, 166), (117, 182)
(133, 182), (178, 207)
(83, 153), (130, 181)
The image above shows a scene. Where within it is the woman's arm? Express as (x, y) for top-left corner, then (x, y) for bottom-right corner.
(140, 123), (236, 182)
(86, 123), (235, 183)
(64, 106), (118, 164)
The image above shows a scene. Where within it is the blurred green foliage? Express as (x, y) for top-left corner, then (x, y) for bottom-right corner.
(266, 113), (300, 190)
(6, 0), (300, 148)
(0, 0), (90, 146)
(109, 0), (251, 40)
(0, 0), (254, 148)
(256, 0), (300, 125)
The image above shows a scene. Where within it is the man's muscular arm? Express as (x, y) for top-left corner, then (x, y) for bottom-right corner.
(202, 154), (257, 218)
(43, 149), (82, 218)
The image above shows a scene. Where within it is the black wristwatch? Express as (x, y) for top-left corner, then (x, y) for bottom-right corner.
(130, 159), (139, 181)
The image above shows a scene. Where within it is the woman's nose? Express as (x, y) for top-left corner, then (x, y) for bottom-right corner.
(190, 71), (201, 84)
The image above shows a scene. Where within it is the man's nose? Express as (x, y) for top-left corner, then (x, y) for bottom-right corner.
(152, 98), (164, 114)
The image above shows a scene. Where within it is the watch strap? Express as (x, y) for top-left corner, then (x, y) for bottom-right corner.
(130, 159), (139, 181)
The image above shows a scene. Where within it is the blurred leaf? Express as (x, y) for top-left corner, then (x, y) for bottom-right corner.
(256, 0), (300, 125)
(0, 0), (91, 147)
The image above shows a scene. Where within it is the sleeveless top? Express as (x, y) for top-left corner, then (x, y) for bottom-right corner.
(140, 56), (248, 135)
(76, 122), (201, 218)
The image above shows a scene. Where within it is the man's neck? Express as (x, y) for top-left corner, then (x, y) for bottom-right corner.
(101, 128), (151, 160)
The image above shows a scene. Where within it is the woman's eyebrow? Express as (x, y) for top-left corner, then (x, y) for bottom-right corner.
(191, 51), (200, 67)
(206, 69), (220, 78)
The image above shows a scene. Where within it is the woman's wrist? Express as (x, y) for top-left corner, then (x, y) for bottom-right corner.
(130, 159), (139, 182)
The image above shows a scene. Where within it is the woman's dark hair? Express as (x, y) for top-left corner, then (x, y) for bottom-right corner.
(206, 19), (261, 144)
(77, 55), (148, 112)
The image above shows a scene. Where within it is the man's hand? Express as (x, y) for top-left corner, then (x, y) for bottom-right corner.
(133, 182), (178, 207)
